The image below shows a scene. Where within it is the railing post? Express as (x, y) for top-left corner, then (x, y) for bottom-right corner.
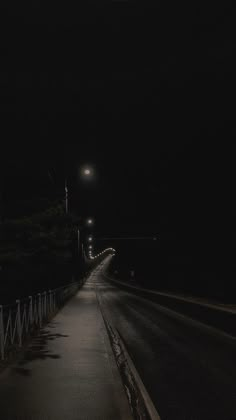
(55, 291), (57, 311)
(38, 294), (42, 328)
(23, 303), (27, 333)
(51, 292), (54, 313)
(0, 305), (4, 360)
(49, 290), (52, 314)
(44, 292), (47, 318)
(16, 300), (22, 347)
(29, 296), (33, 325)
(43, 291), (47, 319)
(54, 291), (56, 312)
(52, 291), (56, 312)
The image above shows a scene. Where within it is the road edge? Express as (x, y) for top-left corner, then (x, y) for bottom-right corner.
(96, 288), (161, 420)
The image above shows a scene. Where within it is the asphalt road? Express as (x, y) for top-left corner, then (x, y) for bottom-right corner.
(94, 263), (236, 420)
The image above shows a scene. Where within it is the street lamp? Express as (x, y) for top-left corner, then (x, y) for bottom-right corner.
(88, 236), (93, 242)
(81, 166), (94, 179)
(87, 218), (94, 226)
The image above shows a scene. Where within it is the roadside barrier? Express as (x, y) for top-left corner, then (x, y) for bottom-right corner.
(0, 278), (85, 360)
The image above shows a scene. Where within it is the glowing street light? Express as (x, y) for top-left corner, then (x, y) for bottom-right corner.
(88, 236), (93, 242)
(87, 218), (94, 226)
(81, 165), (94, 179)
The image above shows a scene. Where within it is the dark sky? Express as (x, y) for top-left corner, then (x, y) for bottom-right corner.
(0, 2), (233, 260)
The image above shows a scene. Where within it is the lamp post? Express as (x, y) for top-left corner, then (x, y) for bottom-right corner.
(65, 179), (68, 214)
(64, 165), (95, 263)
(45, 166), (96, 271)
(78, 229), (80, 257)
(65, 165), (94, 215)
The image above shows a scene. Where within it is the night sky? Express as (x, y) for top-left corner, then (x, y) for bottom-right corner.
(0, 2), (233, 269)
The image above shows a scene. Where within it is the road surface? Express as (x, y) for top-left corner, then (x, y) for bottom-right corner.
(1, 260), (236, 420)
(94, 260), (236, 420)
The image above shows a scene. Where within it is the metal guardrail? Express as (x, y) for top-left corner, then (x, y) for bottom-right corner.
(0, 279), (85, 360)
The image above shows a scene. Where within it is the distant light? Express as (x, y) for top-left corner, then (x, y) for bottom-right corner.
(88, 237), (93, 242)
(80, 165), (94, 179)
(87, 218), (93, 225)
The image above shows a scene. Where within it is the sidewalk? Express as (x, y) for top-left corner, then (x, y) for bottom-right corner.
(0, 269), (132, 420)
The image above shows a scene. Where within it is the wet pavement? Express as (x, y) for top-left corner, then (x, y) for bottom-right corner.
(96, 258), (236, 420)
(0, 268), (132, 420)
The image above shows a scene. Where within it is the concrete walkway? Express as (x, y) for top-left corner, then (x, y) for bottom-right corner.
(0, 267), (132, 420)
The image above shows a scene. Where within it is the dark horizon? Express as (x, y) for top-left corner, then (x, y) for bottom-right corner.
(0, 1), (233, 291)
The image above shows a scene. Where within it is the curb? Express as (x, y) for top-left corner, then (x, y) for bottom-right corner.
(96, 289), (161, 420)
(116, 328), (161, 420)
